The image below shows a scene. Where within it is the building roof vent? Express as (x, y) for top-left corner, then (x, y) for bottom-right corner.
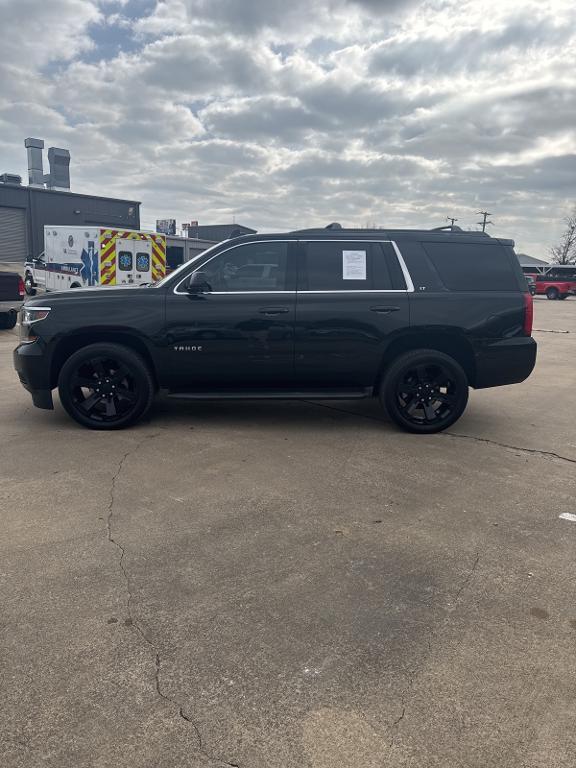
(0, 173), (22, 185)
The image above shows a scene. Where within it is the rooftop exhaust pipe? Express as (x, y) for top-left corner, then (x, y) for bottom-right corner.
(47, 147), (70, 190)
(24, 137), (71, 190)
(25, 137), (45, 187)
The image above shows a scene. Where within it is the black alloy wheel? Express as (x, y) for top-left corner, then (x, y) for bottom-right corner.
(58, 343), (154, 429)
(381, 349), (469, 434)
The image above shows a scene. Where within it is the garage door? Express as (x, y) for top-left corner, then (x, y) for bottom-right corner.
(0, 206), (27, 262)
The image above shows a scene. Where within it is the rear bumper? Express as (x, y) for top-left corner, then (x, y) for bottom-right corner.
(473, 336), (537, 389)
(0, 300), (23, 313)
(13, 341), (54, 409)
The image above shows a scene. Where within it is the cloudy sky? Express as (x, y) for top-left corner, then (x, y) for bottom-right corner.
(1, 0), (575, 258)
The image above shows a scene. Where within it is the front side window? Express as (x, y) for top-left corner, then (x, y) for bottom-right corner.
(118, 250), (133, 271)
(193, 242), (288, 292)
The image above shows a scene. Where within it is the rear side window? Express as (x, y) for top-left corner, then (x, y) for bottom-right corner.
(302, 241), (405, 291)
(422, 243), (517, 291)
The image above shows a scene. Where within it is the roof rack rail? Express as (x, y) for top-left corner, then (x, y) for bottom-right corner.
(430, 225), (464, 232)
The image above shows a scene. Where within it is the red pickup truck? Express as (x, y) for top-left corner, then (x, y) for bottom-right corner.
(534, 275), (576, 300)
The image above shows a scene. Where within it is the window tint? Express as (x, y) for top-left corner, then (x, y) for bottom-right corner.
(196, 242), (288, 292)
(304, 242), (395, 290)
(422, 242), (517, 291)
(118, 251), (132, 271)
(374, 243), (406, 290)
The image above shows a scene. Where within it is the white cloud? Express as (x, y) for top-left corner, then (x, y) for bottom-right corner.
(0, 0), (575, 257)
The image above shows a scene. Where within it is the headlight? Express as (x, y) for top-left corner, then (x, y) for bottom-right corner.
(20, 306), (51, 342)
(22, 306), (51, 325)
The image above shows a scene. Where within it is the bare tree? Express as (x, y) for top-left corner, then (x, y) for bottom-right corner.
(550, 207), (576, 264)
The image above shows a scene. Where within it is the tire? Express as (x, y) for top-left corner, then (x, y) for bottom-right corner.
(24, 274), (36, 296)
(70, 283), (81, 289)
(380, 349), (469, 434)
(546, 287), (559, 300)
(0, 311), (17, 330)
(58, 343), (155, 430)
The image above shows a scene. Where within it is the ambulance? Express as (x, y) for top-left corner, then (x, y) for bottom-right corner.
(25, 226), (166, 294)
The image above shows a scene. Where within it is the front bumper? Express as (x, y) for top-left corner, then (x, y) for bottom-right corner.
(473, 336), (537, 389)
(13, 341), (54, 409)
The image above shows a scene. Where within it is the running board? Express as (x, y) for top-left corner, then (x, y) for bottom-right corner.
(167, 388), (372, 401)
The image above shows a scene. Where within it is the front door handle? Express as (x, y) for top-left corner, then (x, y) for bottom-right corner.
(259, 306), (290, 315)
(370, 306), (400, 314)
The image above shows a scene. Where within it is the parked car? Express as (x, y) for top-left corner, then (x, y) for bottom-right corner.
(14, 225), (536, 433)
(525, 275), (537, 295)
(534, 275), (575, 300)
(0, 271), (24, 329)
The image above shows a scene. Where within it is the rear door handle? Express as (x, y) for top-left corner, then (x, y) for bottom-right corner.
(370, 305), (400, 314)
(258, 306), (290, 315)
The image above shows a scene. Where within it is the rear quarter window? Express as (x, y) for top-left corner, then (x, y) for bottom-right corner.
(422, 242), (518, 291)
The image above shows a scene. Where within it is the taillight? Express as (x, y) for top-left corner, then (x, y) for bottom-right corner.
(18, 276), (25, 298)
(523, 292), (533, 336)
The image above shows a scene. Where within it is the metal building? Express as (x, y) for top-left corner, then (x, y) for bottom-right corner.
(185, 223), (256, 241)
(0, 139), (140, 264)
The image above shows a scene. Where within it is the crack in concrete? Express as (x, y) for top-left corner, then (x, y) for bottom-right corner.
(443, 432), (576, 465)
(105, 434), (239, 768)
(389, 670), (414, 748)
(451, 552), (480, 607)
(303, 401), (576, 465)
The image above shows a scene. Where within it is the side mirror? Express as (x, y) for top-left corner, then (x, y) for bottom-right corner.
(186, 271), (210, 294)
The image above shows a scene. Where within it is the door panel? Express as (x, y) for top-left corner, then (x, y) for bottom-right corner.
(294, 240), (410, 387)
(163, 240), (296, 389)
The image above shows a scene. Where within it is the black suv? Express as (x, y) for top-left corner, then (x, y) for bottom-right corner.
(14, 225), (536, 433)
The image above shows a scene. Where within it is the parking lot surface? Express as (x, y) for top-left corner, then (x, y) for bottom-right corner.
(1, 299), (576, 768)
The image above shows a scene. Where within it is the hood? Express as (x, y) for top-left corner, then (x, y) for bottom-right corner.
(25, 284), (154, 306)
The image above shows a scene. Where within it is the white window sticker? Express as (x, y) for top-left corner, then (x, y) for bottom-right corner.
(342, 250), (367, 280)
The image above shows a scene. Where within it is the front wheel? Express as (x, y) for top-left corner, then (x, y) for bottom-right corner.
(546, 287), (559, 300)
(58, 343), (155, 429)
(380, 350), (469, 434)
(24, 274), (36, 296)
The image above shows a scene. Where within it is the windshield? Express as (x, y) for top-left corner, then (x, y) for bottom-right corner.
(152, 241), (225, 288)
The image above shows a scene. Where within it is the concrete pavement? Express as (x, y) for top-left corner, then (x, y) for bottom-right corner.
(1, 299), (575, 767)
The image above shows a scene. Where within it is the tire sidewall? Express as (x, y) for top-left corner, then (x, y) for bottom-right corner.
(546, 288), (558, 300)
(0, 312), (17, 330)
(381, 350), (469, 434)
(58, 343), (154, 429)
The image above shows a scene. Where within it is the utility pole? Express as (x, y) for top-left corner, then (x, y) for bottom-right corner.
(446, 216), (458, 229)
(477, 211), (493, 232)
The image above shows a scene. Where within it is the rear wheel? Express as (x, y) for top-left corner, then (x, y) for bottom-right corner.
(380, 349), (469, 434)
(546, 287), (559, 300)
(0, 311), (17, 330)
(58, 343), (155, 430)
